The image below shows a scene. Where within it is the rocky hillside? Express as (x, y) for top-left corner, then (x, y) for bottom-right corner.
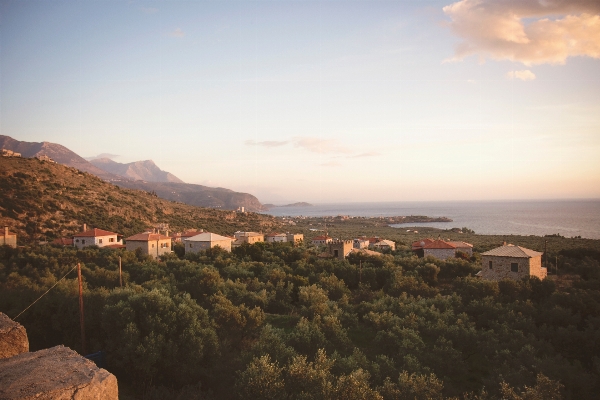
(90, 158), (184, 183)
(1, 135), (265, 211)
(0, 157), (281, 244)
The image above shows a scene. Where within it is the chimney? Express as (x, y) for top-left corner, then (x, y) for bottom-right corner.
(502, 241), (507, 246)
(83, 223), (87, 232)
(4, 226), (8, 237)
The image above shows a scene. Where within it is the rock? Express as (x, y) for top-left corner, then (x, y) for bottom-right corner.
(0, 312), (29, 359)
(0, 345), (118, 399)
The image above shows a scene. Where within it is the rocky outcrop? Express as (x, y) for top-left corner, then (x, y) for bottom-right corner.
(0, 313), (28, 359)
(0, 345), (118, 399)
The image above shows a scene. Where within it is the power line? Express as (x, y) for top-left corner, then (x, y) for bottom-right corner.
(13, 265), (78, 321)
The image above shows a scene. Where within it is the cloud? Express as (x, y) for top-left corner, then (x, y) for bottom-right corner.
(169, 28), (185, 38)
(292, 136), (351, 154)
(348, 151), (381, 158)
(140, 7), (158, 14)
(506, 69), (536, 81)
(320, 161), (342, 167)
(245, 139), (289, 148)
(443, 0), (600, 65)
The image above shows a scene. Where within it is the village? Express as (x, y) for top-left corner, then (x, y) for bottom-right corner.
(1, 222), (547, 282)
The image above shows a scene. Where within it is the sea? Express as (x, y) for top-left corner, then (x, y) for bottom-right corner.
(261, 199), (600, 240)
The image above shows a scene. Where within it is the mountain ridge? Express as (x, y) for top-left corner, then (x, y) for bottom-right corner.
(90, 158), (184, 183)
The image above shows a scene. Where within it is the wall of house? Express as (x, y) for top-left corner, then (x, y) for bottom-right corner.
(265, 236), (287, 243)
(185, 239), (232, 254)
(328, 240), (353, 260)
(126, 239), (172, 258)
(0, 234), (17, 248)
(73, 235), (120, 249)
(423, 248), (455, 260)
(287, 234), (303, 244)
(480, 255), (546, 280)
(455, 247), (473, 256)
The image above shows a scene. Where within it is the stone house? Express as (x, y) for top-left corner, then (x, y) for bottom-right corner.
(234, 231), (264, 245)
(1, 226), (17, 248)
(125, 232), (172, 259)
(312, 235), (332, 246)
(447, 241), (473, 256)
(371, 239), (396, 251)
(480, 244), (546, 281)
(353, 239), (370, 249)
(265, 233), (288, 243)
(73, 225), (122, 249)
(422, 240), (457, 260)
(286, 233), (304, 245)
(184, 232), (233, 253)
(328, 240), (354, 260)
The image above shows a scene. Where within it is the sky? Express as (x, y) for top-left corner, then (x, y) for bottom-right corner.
(1, 0), (600, 203)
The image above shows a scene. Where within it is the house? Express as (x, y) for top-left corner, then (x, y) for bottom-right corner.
(184, 232), (233, 253)
(125, 232), (172, 259)
(353, 239), (370, 249)
(1, 226), (17, 248)
(35, 155), (55, 163)
(265, 233), (287, 243)
(170, 230), (204, 243)
(312, 235), (332, 246)
(1, 149), (21, 157)
(234, 231), (264, 245)
(422, 240), (458, 260)
(447, 241), (473, 256)
(327, 240), (354, 260)
(411, 238), (435, 257)
(72, 225), (123, 249)
(371, 239), (396, 251)
(479, 244), (546, 281)
(286, 233), (304, 245)
(51, 237), (73, 247)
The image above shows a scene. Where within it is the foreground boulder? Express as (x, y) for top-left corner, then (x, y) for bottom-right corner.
(0, 345), (118, 399)
(0, 312), (28, 359)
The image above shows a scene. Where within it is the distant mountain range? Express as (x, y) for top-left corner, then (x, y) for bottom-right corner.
(0, 135), (264, 211)
(90, 158), (184, 183)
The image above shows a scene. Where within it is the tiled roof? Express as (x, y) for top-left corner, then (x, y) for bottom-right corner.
(313, 235), (331, 240)
(126, 233), (171, 241)
(447, 241), (473, 248)
(423, 240), (456, 249)
(176, 230), (205, 238)
(184, 232), (233, 242)
(482, 245), (543, 258)
(73, 228), (119, 237)
(412, 238), (435, 249)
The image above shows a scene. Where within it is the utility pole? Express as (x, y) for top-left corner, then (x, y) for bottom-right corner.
(544, 240), (548, 271)
(119, 256), (122, 287)
(77, 263), (86, 355)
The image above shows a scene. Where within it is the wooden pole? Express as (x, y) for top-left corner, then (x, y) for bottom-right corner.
(77, 263), (86, 355)
(119, 256), (122, 287)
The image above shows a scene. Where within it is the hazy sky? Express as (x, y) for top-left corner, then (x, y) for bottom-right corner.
(2, 0), (600, 203)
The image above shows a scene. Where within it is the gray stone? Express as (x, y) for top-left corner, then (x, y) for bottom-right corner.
(0, 345), (118, 399)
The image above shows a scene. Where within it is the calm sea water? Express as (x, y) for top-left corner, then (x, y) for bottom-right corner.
(261, 199), (600, 239)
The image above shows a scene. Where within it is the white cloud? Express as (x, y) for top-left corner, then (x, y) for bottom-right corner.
(506, 69), (536, 81)
(292, 136), (351, 154)
(443, 0), (600, 65)
(169, 28), (185, 38)
(245, 139), (289, 148)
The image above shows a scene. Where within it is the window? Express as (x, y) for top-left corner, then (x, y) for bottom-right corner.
(152, 244), (155, 248)
(511, 263), (519, 272)
(82, 240), (85, 245)
(489, 261), (493, 269)
(109, 238), (115, 243)
(190, 243), (193, 248)
(99, 239), (103, 244)
(75, 239), (79, 243)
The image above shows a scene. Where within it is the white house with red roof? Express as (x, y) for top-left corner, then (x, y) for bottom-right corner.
(72, 224), (123, 249)
(125, 232), (172, 258)
(312, 235), (333, 246)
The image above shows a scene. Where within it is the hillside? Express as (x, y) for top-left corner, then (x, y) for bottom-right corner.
(0, 135), (265, 211)
(0, 157), (281, 244)
(89, 158), (184, 183)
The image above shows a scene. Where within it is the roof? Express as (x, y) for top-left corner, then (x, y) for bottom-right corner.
(423, 240), (456, 249)
(51, 238), (73, 246)
(482, 245), (543, 258)
(312, 235), (332, 241)
(372, 239), (395, 247)
(184, 232), (233, 242)
(447, 241), (473, 248)
(412, 238), (435, 250)
(173, 230), (204, 239)
(126, 233), (171, 241)
(266, 233), (286, 237)
(73, 228), (120, 237)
